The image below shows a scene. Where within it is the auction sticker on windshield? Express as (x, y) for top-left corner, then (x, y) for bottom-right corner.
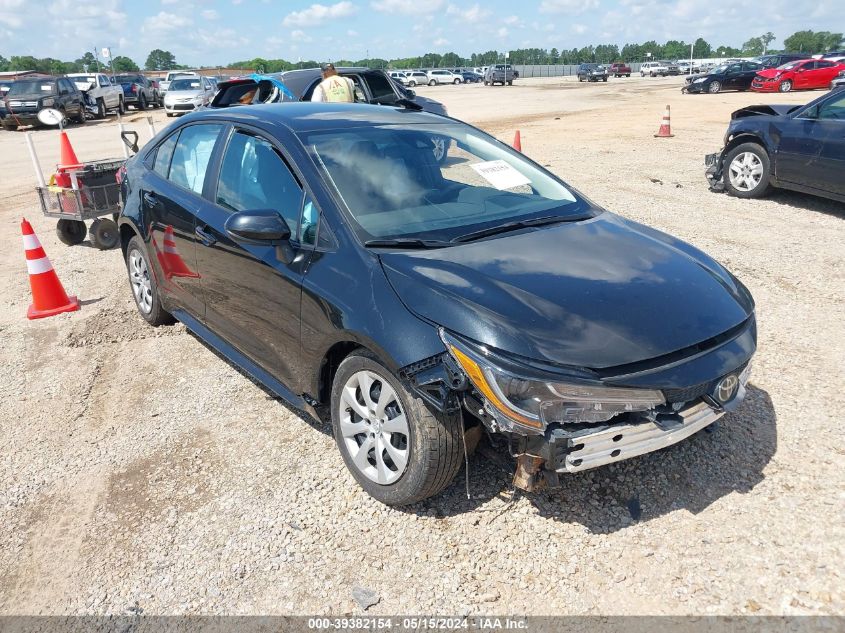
(470, 160), (531, 190)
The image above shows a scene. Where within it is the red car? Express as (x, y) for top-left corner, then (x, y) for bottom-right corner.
(751, 59), (845, 92)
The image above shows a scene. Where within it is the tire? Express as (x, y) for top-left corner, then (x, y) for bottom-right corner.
(136, 93), (147, 110)
(56, 219), (86, 246)
(626, 73), (630, 77)
(507, 80), (512, 85)
(602, 77), (608, 82)
(166, 113), (173, 117)
(428, 80), (436, 86)
(779, 80), (792, 93)
(579, 76), (584, 82)
(331, 351), (464, 505)
(708, 80), (721, 94)
(453, 79), (460, 84)
(723, 142), (772, 199)
(96, 98), (106, 119)
(125, 235), (174, 326)
(484, 80), (489, 85)
(408, 80), (416, 87)
(88, 218), (119, 250)
(118, 97), (126, 114)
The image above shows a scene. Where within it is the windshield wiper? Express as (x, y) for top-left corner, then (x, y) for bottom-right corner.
(364, 238), (452, 249)
(450, 213), (590, 244)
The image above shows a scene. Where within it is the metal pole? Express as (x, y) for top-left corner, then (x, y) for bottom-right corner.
(146, 116), (156, 139)
(25, 133), (46, 188)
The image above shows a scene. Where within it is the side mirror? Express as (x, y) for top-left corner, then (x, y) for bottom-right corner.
(406, 89), (416, 98)
(225, 209), (291, 244)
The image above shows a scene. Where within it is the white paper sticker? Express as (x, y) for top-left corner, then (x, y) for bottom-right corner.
(470, 160), (531, 190)
(41, 85), (52, 91)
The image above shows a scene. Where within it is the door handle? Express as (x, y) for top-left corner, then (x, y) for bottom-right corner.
(195, 225), (217, 246)
(142, 192), (158, 207)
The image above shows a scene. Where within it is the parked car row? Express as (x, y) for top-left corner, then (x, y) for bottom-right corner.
(683, 58), (845, 94)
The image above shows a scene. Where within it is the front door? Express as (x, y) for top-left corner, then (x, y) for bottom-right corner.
(193, 127), (312, 385)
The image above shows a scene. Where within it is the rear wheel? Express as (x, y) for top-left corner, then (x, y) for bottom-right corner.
(428, 79), (436, 86)
(136, 93), (147, 110)
(779, 80), (792, 93)
(118, 97), (125, 114)
(723, 142), (771, 199)
(56, 219), (86, 246)
(96, 98), (106, 119)
(125, 235), (174, 326)
(453, 78), (460, 84)
(708, 80), (721, 94)
(331, 351), (464, 505)
(408, 80), (416, 87)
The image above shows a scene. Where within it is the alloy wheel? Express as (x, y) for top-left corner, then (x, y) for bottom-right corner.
(728, 152), (764, 192)
(338, 370), (410, 485)
(708, 81), (721, 93)
(779, 80), (792, 93)
(128, 248), (153, 314)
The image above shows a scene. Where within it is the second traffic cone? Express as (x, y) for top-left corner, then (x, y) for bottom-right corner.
(58, 130), (83, 169)
(654, 105), (674, 138)
(21, 218), (80, 320)
(513, 130), (522, 152)
(160, 225), (199, 279)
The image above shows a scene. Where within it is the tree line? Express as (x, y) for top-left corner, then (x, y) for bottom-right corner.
(1, 30), (842, 77)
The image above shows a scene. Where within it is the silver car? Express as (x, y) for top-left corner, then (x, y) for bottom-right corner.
(426, 69), (462, 85)
(163, 76), (215, 116)
(404, 71), (429, 87)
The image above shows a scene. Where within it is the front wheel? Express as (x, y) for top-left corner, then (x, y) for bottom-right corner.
(708, 80), (721, 94)
(453, 79), (460, 84)
(428, 80), (436, 86)
(96, 98), (106, 119)
(408, 80), (416, 87)
(331, 351), (464, 505)
(779, 80), (792, 93)
(125, 235), (175, 326)
(723, 142), (772, 199)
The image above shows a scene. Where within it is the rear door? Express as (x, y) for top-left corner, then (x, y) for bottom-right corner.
(193, 126), (313, 384)
(141, 122), (224, 318)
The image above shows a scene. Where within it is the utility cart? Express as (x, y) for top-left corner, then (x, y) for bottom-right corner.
(36, 158), (124, 250)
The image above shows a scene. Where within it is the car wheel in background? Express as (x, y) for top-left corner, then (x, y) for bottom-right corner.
(428, 79), (436, 86)
(137, 93), (147, 110)
(55, 219), (87, 246)
(723, 142), (772, 199)
(75, 105), (86, 124)
(125, 235), (175, 326)
(96, 99), (106, 119)
(453, 78), (460, 84)
(118, 97), (125, 114)
(330, 351), (464, 505)
(779, 80), (792, 93)
(88, 218), (119, 250)
(602, 77), (608, 82)
(708, 81), (721, 94)
(166, 113), (173, 117)
(408, 80), (416, 87)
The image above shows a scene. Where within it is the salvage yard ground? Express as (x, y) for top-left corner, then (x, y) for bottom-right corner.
(0, 75), (842, 615)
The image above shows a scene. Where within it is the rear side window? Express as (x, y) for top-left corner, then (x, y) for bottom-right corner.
(216, 131), (302, 234)
(168, 124), (223, 194)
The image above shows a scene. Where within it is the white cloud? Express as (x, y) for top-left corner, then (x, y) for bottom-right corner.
(201, 9), (219, 19)
(142, 11), (193, 33)
(45, 0), (128, 42)
(446, 3), (489, 20)
(282, 2), (357, 27)
(347, 29), (359, 36)
(571, 23), (587, 34)
(433, 37), (449, 46)
(540, 0), (599, 13)
(232, 0), (244, 4)
(161, 0), (178, 4)
(371, 0), (444, 14)
(503, 15), (522, 26)
(496, 26), (508, 37)
(291, 29), (313, 42)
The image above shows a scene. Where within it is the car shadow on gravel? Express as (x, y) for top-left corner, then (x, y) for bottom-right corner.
(407, 384), (777, 533)
(764, 190), (845, 219)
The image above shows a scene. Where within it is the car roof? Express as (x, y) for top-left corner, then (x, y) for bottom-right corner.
(186, 102), (450, 132)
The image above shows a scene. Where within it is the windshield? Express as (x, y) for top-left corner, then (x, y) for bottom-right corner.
(777, 61), (803, 70)
(72, 75), (97, 85)
(8, 80), (55, 96)
(115, 75), (142, 83)
(708, 65), (728, 75)
(301, 123), (584, 242)
(170, 78), (202, 91)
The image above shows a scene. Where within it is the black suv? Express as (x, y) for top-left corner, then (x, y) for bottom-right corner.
(1, 76), (85, 130)
(755, 53), (810, 69)
(118, 103), (756, 505)
(577, 63), (609, 82)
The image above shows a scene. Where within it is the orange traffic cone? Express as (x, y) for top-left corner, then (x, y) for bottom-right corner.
(157, 225), (199, 280)
(654, 105), (674, 138)
(21, 218), (80, 320)
(55, 131), (83, 188)
(513, 130), (522, 152)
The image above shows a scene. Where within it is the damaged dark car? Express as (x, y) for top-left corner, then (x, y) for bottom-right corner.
(705, 89), (845, 202)
(119, 103), (756, 505)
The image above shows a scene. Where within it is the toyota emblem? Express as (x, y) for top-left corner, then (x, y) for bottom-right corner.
(714, 374), (739, 404)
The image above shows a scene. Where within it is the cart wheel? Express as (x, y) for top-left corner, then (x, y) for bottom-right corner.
(56, 219), (87, 246)
(89, 218), (119, 250)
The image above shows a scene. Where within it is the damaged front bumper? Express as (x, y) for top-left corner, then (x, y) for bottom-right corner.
(705, 149), (726, 192)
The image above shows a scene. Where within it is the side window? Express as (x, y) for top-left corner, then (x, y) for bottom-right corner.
(168, 124), (222, 194)
(99, 75), (110, 87)
(727, 64), (742, 74)
(818, 93), (845, 120)
(152, 132), (179, 178)
(299, 194), (318, 246)
(216, 131), (302, 234)
(817, 61), (833, 69)
(365, 73), (395, 100)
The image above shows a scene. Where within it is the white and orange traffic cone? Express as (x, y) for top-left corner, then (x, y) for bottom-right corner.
(155, 225), (199, 280)
(21, 218), (80, 320)
(54, 131), (84, 189)
(654, 105), (674, 138)
(513, 130), (522, 152)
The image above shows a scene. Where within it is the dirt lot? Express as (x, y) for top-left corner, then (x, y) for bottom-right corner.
(0, 75), (843, 616)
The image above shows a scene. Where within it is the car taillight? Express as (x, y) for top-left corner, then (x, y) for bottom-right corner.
(131, 85), (137, 93)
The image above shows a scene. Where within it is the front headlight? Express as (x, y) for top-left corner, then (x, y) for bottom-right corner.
(41, 97), (55, 107)
(693, 77), (706, 83)
(441, 331), (665, 433)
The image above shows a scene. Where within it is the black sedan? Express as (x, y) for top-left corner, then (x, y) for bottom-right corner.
(706, 89), (845, 202)
(118, 103), (756, 505)
(683, 61), (763, 94)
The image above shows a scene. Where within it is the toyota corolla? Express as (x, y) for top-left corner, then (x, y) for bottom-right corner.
(118, 103), (756, 505)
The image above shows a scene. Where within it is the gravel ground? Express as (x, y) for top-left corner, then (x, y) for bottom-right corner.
(0, 76), (842, 616)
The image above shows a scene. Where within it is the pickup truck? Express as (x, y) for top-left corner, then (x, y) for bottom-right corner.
(641, 61), (669, 77)
(66, 72), (124, 118)
(484, 64), (515, 86)
(159, 71), (198, 94)
(113, 74), (161, 110)
(608, 62), (632, 77)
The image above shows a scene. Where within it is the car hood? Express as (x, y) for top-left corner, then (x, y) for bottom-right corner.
(755, 68), (790, 79)
(5, 91), (54, 100)
(730, 103), (796, 119)
(379, 212), (754, 370)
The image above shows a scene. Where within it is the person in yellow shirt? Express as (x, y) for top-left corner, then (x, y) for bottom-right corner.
(311, 63), (356, 103)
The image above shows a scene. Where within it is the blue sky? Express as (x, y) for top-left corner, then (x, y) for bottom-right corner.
(0, 0), (836, 66)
